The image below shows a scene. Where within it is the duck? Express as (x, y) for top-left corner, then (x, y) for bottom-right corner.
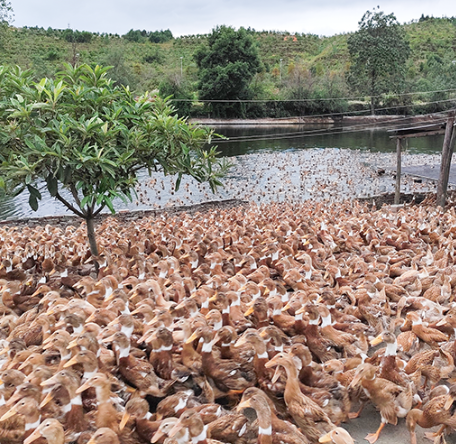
(0, 397), (41, 440)
(406, 384), (456, 444)
(265, 352), (336, 443)
(76, 373), (119, 432)
(169, 409), (224, 444)
(40, 369), (86, 434)
(186, 326), (256, 394)
(23, 418), (64, 444)
(318, 427), (355, 444)
(105, 331), (171, 397)
(349, 363), (413, 443)
(87, 427), (120, 444)
(237, 388), (308, 444)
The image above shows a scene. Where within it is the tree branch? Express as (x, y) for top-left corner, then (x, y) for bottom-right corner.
(54, 191), (86, 218)
(69, 183), (82, 209)
(92, 203), (106, 217)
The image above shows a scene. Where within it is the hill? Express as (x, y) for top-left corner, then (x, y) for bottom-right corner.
(0, 15), (455, 117)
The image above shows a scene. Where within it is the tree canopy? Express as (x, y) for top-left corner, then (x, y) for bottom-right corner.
(348, 8), (410, 114)
(194, 25), (262, 118)
(0, 64), (230, 257)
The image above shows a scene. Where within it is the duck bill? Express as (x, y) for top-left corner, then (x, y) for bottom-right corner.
(168, 421), (183, 438)
(67, 339), (78, 350)
(86, 437), (97, 444)
(119, 412), (130, 431)
(444, 395), (455, 410)
(349, 372), (363, 389)
(234, 335), (248, 348)
(18, 361), (30, 371)
(436, 318), (448, 327)
(0, 409), (17, 421)
(185, 331), (200, 344)
(76, 380), (92, 394)
(23, 428), (42, 444)
(318, 431), (334, 443)
(63, 356), (80, 368)
(236, 398), (252, 412)
(39, 391), (54, 409)
(271, 366), (282, 384)
(151, 428), (167, 443)
(244, 306), (254, 316)
(370, 334), (384, 346)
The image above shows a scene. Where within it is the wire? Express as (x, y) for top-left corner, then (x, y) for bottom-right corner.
(171, 88), (456, 104)
(213, 112), (454, 144)
(209, 105), (456, 145)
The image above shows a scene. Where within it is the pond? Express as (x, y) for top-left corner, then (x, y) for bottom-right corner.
(0, 124), (445, 221)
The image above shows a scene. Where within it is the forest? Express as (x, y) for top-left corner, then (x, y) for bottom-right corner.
(0, 14), (455, 118)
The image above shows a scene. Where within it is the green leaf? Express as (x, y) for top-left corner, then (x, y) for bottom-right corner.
(29, 194), (38, 211)
(46, 175), (58, 197)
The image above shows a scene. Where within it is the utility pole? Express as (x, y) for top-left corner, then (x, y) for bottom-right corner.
(180, 56), (183, 77)
(279, 58), (283, 81)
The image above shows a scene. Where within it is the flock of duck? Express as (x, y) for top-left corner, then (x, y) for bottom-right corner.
(1, 199), (456, 444)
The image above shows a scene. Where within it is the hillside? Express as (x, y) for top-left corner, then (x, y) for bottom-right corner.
(0, 16), (455, 117)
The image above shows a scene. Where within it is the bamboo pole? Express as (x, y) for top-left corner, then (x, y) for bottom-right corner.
(394, 137), (402, 204)
(437, 113), (456, 208)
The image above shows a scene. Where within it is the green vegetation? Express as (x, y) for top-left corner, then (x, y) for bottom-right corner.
(0, 12), (455, 118)
(194, 26), (262, 118)
(0, 64), (230, 257)
(348, 8), (410, 115)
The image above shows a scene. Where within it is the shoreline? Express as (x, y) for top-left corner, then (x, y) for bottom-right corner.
(190, 114), (446, 126)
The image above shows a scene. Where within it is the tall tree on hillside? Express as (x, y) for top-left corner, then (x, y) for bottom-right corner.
(348, 8), (410, 115)
(194, 25), (262, 118)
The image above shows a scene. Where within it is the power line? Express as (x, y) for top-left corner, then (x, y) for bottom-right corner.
(213, 110), (454, 144)
(171, 88), (456, 104)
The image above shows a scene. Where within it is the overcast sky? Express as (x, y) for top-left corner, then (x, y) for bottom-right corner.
(9, 0), (456, 37)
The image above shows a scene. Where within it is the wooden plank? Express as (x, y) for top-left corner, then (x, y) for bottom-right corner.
(395, 138), (402, 205)
(389, 129), (446, 139)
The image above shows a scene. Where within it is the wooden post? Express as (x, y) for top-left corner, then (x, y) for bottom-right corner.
(437, 113), (456, 207)
(395, 137), (402, 204)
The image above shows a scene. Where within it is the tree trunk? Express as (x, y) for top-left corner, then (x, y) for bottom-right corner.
(370, 70), (376, 115)
(86, 216), (99, 257)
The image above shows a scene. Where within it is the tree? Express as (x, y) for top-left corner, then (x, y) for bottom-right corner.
(348, 8), (410, 115)
(194, 25), (262, 118)
(0, 64), (230, 261)
(0, 0), (12, 49)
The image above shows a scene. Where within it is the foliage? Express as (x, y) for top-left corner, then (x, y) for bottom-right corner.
(194, 26), (262, 118)
(347, 8), (410, 114)
(0, 17), (455, 117)
(159, 75), (194, 117)
(0, 0), (12, 23)
(123, 29), (173, 44)
(0, 64), (231, 255)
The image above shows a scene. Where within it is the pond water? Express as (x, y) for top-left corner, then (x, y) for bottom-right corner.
(0, 124), (445, 221)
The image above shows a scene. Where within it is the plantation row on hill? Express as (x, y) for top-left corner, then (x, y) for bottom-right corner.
(0, 15), (455, 118)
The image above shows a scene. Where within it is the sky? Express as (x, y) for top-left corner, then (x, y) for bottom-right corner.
(9, 0), (456, 37)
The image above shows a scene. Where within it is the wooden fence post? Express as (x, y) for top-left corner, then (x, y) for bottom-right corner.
(437, 113), (456, 207)
(395, 137), (402, 205)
